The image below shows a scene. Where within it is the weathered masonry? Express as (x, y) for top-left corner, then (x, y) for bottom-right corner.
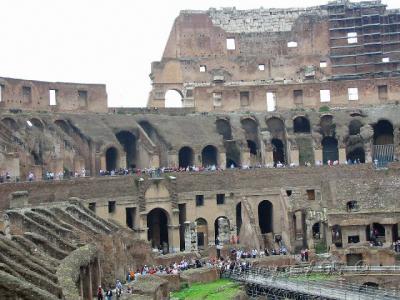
(148, 0), (400, 111)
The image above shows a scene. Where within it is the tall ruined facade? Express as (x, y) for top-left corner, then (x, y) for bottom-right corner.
(1, 1), (400, 297)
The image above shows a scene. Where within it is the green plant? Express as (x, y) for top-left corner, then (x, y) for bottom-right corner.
(315, 240), (328, 254)
(319, 106), (330, 112)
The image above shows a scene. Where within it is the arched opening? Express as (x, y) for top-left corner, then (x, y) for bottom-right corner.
(360, 282), (379, 293)
(216, 119), (232, 140)
(29, 118), (44, 130)
(54, 120), (70, 134)
(293, 116), (311, 133)
(322, 137), (338, 164)
(105, 147), (118, 172)
(266, 117), (286, 139)
(373, 120), (394, 145)
(236, 202), (242, 236)
(1, 117), (18, 131)
(366, 223), (386, 244)
(247, 140), (257, 156)
(214, 216), (230, 245)
(225, 142), (241, 168)
(332, 225), (342, 248)
(271, 138), (285, 165)
(165, 90), (183, 108)
(201, 145), (218, 167)
(349, 119), (362, 135)
(147, 208), (169, 253)
(312, 222), (321, 239)
(178, 146), (194, 168)
(116, 131), (137, 169)
(258, 200), (273, 234)
(31, 151), (42, 165)
(196, 218), (208, 249)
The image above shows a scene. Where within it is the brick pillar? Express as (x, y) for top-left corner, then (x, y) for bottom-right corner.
(339, 148), (346, 164)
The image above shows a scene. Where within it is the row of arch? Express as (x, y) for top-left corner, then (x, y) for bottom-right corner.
(146, 200), (274, 252)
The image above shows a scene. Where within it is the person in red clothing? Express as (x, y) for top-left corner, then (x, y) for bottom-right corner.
(97, 286), (103, 300)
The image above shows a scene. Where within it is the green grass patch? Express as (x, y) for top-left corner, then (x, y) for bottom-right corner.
(171, 279), (242, 300)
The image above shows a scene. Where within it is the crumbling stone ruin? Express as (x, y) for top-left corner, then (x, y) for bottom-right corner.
(1, 0), (400, 298)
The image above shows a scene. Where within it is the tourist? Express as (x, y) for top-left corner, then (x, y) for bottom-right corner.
(28, 171), (34, 182)
(105, 288), (113, 300)
(304, 248), (309, 261)
(97, 286), (104, 300)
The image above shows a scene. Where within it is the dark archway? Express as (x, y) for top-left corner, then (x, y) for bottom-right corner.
(105, 147), (118, 171)
(373, 120), (394, 145)
(202, 145), (218, 167)
(322, 137), (338, 164)
(2, 117), (18, 131)
(147, 208), (169, 252)
(349, 119), (363, 136)
(271, 138), (285, 165)
(216, 119), (232, 140)
(293, 116), (311, 133)
(31, 151), (42, 165)
(54, 120), (70, 134)
(312, 223), (321, 239)
(360, 282), (379, 293)
(366, 223), (385, 241)
(247, 140), (257, 156)
(116, 131), (137, 169)
(320, 115), (335, 137)
(332, 225), (342, 248)
(29, 118), (44, 130)
(195, 218), (208, 249)
(179, 146), (194, 168)
(236, 202), (242, 236)
(258, 200), (273, 234)
(347, 147), (365, 163)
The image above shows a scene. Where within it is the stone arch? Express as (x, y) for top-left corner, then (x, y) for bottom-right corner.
(105, 147), (119, 171)
(373, 119), (394, 145)
(258, 200), (273, 234)
(147, 208), (170, 252)
(54, 119), (70, 134)
(322, 137), (338, 164)
(178, 146), (194, 168)
(271, 138), (285, 165)
(216, 118), (232, 140)
(293, 116), (311, 133)
(266, 117), (286, 139)
(29, 118), (44, 130)
(366, 223), (385, 242)
(214, 216), (230, 245)
(195, 218), (208, 249)
(359, 282), (379, 292)
(349, 119), (363, 136)
(165, 89), (183, 108)
(1, 117), (18, 130)
(115, 131), (137, 169)
(31, 150), (42, 165)
(201, 145), (218, 167)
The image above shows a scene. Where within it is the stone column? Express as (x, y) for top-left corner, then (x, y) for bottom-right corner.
(290, 148), (299, 166)
(314, 149), (323, 164)
(168, 153), (178, 168)
(384, 224), (393, 246)
(339, 148), (346, 164)
(184, 221), (198, 252)
(119, 153), (127, 169)
(241, 150), (251, 167)
(325, 226), (333, 250)
(138, 212), (149, 242)
(219, 152), (226, 169)
(88, 264), (93, 300)
(217, 217), (230, 246)
(168, 224), (181, 253)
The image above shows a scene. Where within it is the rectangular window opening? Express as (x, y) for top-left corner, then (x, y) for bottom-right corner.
(240, 91), (250, 107)
(320, 89), (331, 102)
(108, 200), (116, 213)
(216, 194), (225, 205)
(348, 235), (360, 244)
(49, 89), (57, 106)
(199, 65), (207, 72)
(320, 61), (327, 68)
(347, 32), (358, 44)
(287, 41), (298, 48)
(348, 88), (359, 101)
(22, 86), (32, 103)
(78, 90), (88, 107)
(196, 195), (204, 207)
(258, 64), (265, 71)
(293, 90), (303, 104)
(378, 85), (388, 100)
(126, 207), (136, 229)
(213, 92), (222, 107)
(226, 38), (236, 50)
(88, 202), (96, 212)
(382, 57), (390, 63)
(266, 92), (276, 112)
(307, 189), (315, 200)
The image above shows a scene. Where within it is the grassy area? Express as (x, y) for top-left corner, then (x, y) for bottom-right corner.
(171, 279), (242, 300)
